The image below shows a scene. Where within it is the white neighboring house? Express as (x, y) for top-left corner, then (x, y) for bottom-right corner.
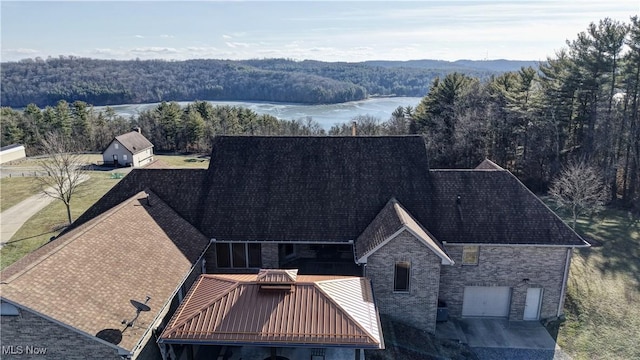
(0, 144), (26, 164)
(102, 129), (154, 167)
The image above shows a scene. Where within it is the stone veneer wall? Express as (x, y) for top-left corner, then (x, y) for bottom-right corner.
(0, 308), (122, 360)
(365, 230), (442, 333)
(439, 245), (570, 320)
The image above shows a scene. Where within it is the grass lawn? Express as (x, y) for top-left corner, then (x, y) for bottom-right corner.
(0, 172), (122, 270)
(545, 199), (640, 360)
(0, 177), (41, 212)
(154, 154), (209, 168)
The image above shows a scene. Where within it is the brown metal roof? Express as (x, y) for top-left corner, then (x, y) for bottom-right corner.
(159, 271), (384, 349)
(257, 268), (298, 283)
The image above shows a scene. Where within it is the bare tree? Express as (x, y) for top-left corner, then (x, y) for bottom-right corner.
(35, 132), (88, 225)
(549, 160), (610, 228)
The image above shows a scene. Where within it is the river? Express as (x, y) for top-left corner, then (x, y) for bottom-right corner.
(101, 97), (424, 130)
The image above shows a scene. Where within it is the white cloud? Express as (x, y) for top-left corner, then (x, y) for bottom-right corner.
(4, 48), (39, 54)
(222, 34), (232, 39)
(225, 42), (250, 49)
(131, 47), (179, 54)
(134, 35), (144, 38)
(160, 34), (175, 39)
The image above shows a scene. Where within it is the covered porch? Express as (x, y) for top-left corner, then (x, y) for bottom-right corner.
(167, 344), (365, 360)
(158, 270), (383, 360)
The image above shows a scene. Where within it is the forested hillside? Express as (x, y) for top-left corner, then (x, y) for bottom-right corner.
(1, 17), (638, 209)
(1, 57), (506, 108)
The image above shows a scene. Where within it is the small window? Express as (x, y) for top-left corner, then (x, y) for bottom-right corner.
(462, 246), (479, 265)
(394, 261), (411, 292)
(216, 243), (262, 268)
(114, 143), (119, 149)
(123, 154), (128, 161)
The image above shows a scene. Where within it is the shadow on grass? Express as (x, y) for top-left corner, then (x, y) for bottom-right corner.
(575, 209), (640, 290)
(2, 230), (59, 245)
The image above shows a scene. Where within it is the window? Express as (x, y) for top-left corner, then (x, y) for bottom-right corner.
(216, 243), (261, 268)
(123, 154), (128, 161)
(114, 143), (119, 149)
(394, 261), (410, 292)
(462, 246), (479, 265)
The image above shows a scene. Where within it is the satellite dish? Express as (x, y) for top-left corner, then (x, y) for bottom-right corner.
(130, 299), (151, 312)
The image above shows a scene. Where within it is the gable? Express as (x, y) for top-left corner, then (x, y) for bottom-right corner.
(356, 198), (453, 265)
(113, 131), (153, 155)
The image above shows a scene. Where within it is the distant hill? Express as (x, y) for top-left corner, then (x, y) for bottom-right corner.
(1, 57), (539, 108)
(363, 59), (540, 72)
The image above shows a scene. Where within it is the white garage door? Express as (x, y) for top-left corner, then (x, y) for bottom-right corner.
(462, 286), (511, 317)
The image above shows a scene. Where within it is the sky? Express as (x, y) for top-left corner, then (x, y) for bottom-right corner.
(1, 1), (638, 63)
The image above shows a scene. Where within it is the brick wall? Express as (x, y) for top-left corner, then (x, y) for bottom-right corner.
(1, 308), (123, 360)
(365, 230), (441, 333)
(438, 245), (570, 320)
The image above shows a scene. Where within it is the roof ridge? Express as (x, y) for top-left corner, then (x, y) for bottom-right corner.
(1, 190), (149, 283)
(161, 276), (241, 337)
(313, 279), (379, 344)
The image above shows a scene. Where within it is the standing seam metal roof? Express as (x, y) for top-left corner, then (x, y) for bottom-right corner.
(159, 273), (384, 349)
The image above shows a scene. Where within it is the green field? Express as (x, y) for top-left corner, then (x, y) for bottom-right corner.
(0, 173), (122, 269)
(0, 177), (41, 212)
(546, 200), (640, 360)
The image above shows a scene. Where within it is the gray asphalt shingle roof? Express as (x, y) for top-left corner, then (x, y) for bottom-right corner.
(71, 135), (586, 247)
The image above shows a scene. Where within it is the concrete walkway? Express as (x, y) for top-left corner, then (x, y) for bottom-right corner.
(0, 175), (89, 247)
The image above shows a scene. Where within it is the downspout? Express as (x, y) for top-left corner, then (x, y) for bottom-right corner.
(557, 248), (572, 317)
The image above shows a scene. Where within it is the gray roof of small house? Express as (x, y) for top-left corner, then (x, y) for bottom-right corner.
(113, 131), (153, 155)
(0, 144), (24, 152)
(70, 135), (587, 247)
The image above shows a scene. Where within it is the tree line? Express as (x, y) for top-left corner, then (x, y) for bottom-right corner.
(409, 16), (640, 209)
(0, 57), (506, 108)
(1, 16), (638, 209)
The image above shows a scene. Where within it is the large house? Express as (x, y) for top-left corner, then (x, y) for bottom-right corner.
(102, 129), (154, 167)
(1, 135), (588, 360)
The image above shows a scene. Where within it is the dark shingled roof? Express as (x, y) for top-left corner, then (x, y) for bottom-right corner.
(475, 158), (504, 170)
(70, 169), (207, 233)
(114, 131), (153, 154)
(197, 136), (433, 241)
(71, 136), (587, 247)
(427, 170), (586, 246)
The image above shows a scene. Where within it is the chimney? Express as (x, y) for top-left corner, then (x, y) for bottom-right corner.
(351, 121), (357, 136)
(134, 126), (141, 133)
